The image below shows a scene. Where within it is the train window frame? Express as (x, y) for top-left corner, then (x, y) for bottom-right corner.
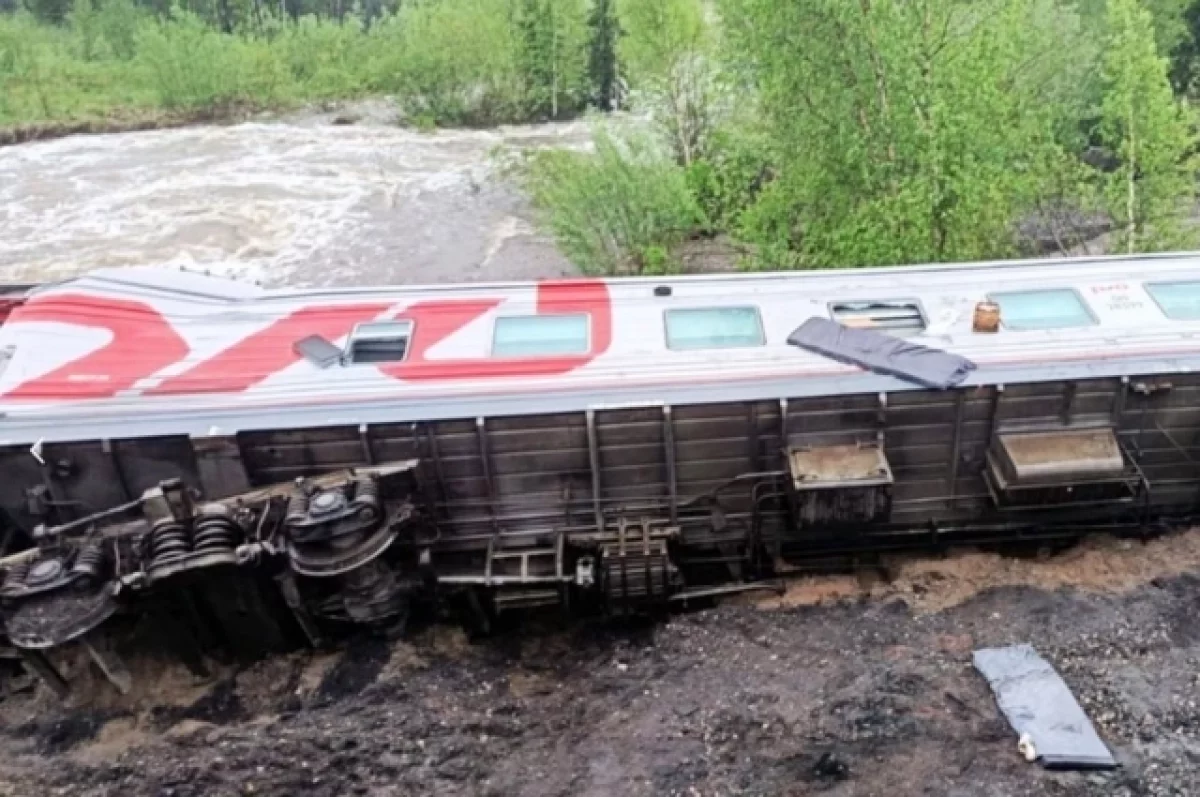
(663, 306), (767, 351)
(828, 299), (927, 336)
(987, 288), (1098, 331)
(491, 313), (591, 358)
(1144, 280), (1200, 320)
(346, 320), (415, 364)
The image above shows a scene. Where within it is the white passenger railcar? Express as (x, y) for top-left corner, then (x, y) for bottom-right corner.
(2, 253), (1200, 695)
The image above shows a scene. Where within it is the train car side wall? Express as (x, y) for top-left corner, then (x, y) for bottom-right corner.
(5, 374), (1200, 551)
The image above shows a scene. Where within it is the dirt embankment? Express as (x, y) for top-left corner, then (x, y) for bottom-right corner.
(765, 530), (1200, 613)
(0, 532), (1198, 797)
(0, 102), (273, 149)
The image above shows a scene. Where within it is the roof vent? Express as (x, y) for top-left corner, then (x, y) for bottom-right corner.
(347, 321), (414, 364)
(830, 300), (926, 336)
(293, 336), (343, 369)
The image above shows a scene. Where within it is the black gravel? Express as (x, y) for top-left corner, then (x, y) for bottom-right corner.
(1, 575), (1198, 797)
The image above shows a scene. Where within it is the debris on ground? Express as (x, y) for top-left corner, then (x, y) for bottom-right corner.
(974, 643), (1117, 770)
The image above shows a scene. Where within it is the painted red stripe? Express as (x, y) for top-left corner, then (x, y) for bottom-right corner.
(150, 302), (394, 395)
(381, 280), (612, 381)
(4, 294), (190, 400)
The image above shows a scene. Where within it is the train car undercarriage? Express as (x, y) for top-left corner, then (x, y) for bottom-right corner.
(2, 374), (1200, 697)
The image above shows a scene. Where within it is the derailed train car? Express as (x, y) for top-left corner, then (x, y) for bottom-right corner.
(1, 253), (1200, 695)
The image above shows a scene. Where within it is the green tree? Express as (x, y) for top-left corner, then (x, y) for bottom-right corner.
(24, 0), (72, 24)
(721, 0), (1098, 267)
(520, 127), (703, 274)
(586, 0), (620, 110)
(365, 0), (524, 126)
(617, 0), (722, 165)
(1099, 0), (1198, 251)
(512, 0), (587, 119)
(616, 0), (703, 81)
(1074, 0), (1191, 53)
(96, 0), (146, 60)
(67, 0), (102, 59)
(1073, 0), (1200, 93)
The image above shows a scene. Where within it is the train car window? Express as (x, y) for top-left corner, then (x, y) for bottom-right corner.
(1145, 281), (1200, 319)
(492, 314), (590, 357)
(665, 307), (765, 350)
(347, 320), (414, 363)
(988, 289), (1096, 330)
(829, 300), (926, 335)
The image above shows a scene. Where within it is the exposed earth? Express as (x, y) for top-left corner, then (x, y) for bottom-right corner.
(0, 533), (1198, 797)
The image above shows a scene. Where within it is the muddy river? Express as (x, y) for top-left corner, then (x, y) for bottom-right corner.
(0, 112), (587, 287)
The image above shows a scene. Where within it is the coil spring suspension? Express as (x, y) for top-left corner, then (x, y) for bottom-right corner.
(71, 538), (107, 581)
(352, 477), (380, 521)
(149, 519), (189, 563)
(286, 487), (310, 524)
(2, 558), (31, 590)
(193, 513), (238, 554)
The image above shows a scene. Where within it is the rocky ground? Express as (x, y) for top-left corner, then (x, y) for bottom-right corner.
(0, 535), (1197, 797)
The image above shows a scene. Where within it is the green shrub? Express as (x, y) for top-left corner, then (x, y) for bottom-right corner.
(134, 10), (290, 109)
(68, 0), (103, 61)
(0, 11), (150, 124)
(97, 0), (148, 60)
(276, 15), (367, 98)
(365, 0), (523, 126)
(683, 126), (774, 232)
(520, 127), (704, 275)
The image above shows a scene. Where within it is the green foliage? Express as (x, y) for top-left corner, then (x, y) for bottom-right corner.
(24, 0), (71, 25)
(512, 0), (587, 119)
(97, 0), (144, 59)
(1074, 0), (1191, 60)
(586, 0), (620, 110)
(519, 127), (704, 275)
(67, 0), (101, 60)
(364, 0), (524, 125)
(0, 11), (151, 124)
(616, 0), (704, 83)
(1099, 0), (1198, 251)
(719, 0), (1099, 267)
(0, 0), (603, 128)
(135, 9), (288, 109)
(5, 0), (1200, 276)
(276, 14), (367, 98)
(683, 124), (773, 231)
(617, 0), (720, 163)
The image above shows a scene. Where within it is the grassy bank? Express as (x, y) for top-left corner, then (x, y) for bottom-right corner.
(0, 0), (603, 131)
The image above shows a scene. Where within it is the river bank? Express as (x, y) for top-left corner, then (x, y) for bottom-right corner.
(0, 101), (273, 149)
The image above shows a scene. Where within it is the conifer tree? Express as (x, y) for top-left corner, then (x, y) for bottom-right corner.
(586, 0), (620, 110)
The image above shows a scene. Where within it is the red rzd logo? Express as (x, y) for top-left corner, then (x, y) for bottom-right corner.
(2, 281), (612, 400)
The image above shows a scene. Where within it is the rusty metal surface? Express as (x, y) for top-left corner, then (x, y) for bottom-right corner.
(788, 444), (893, 490)
(995, 428), (1124, 484)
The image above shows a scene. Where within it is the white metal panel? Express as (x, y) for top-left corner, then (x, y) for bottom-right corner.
(1, 253), (1200, 444)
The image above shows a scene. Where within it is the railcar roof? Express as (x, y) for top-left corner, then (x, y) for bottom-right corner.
(3, 252), (1200, 444)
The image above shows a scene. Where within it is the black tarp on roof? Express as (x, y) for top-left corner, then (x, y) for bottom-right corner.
(787, 317), (976, 389)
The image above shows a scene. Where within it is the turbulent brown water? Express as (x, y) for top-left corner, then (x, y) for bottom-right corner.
(0, 111), (589, 287)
